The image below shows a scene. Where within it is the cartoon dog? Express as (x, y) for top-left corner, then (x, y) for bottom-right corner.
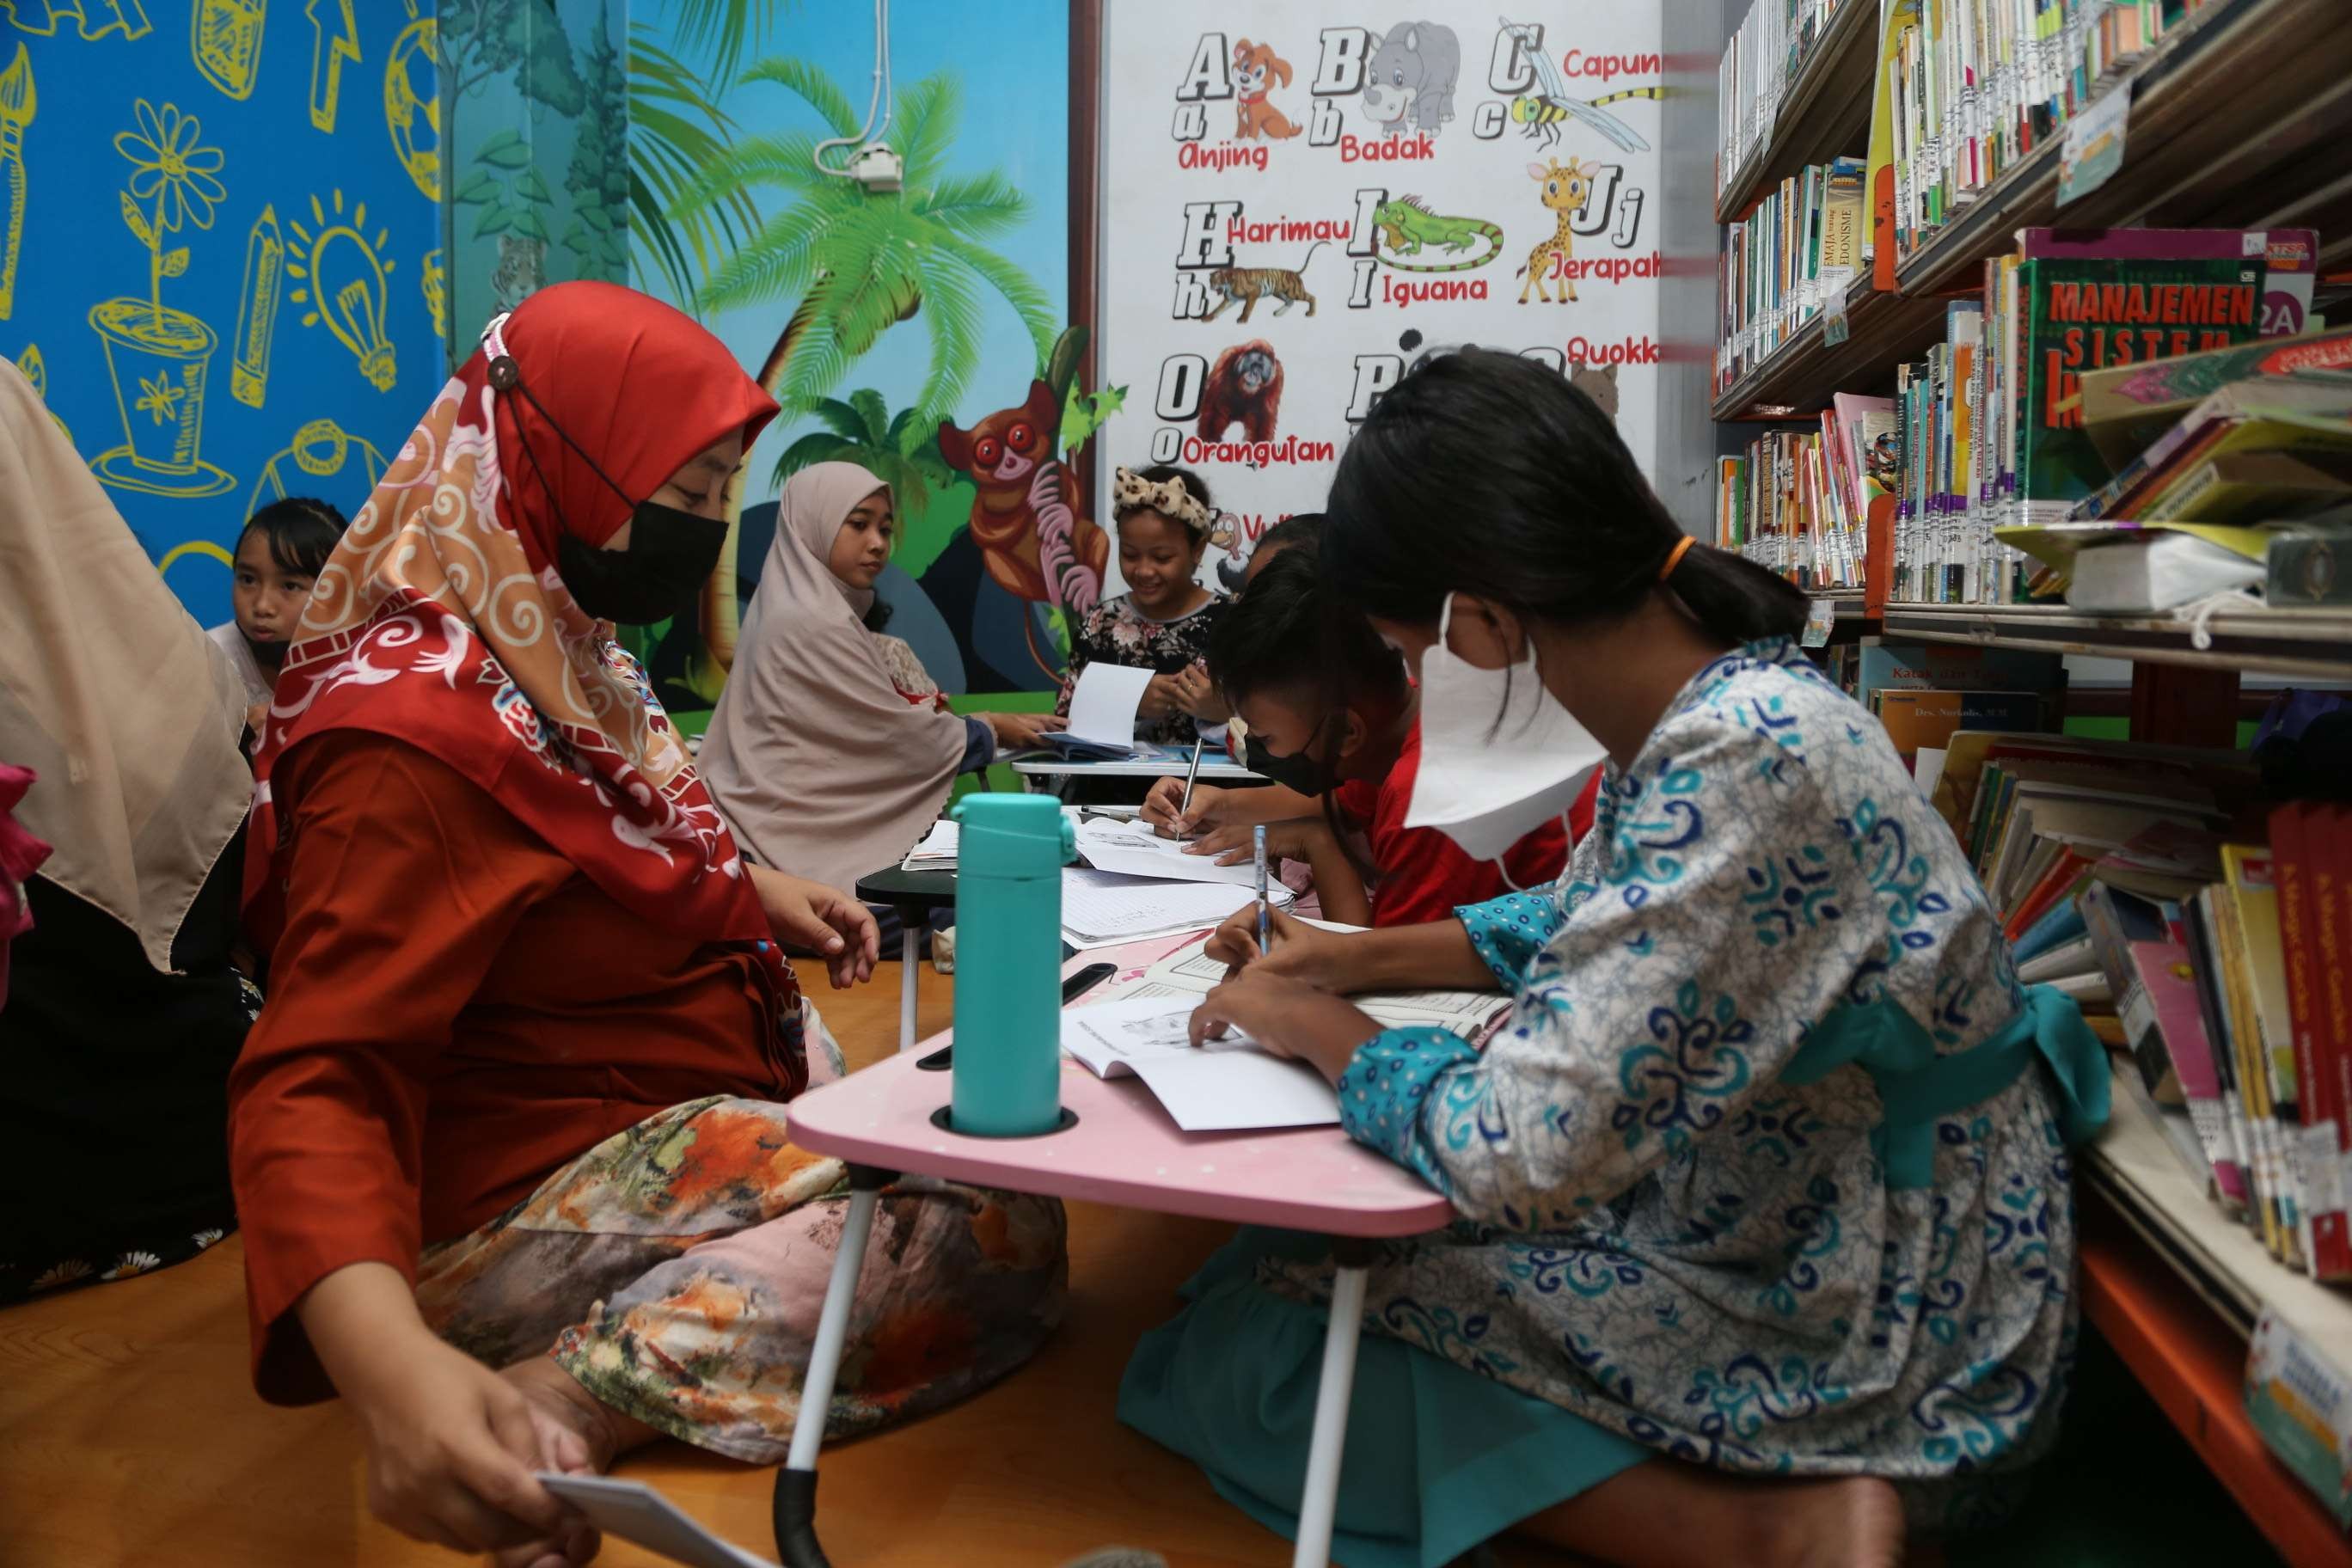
(1361, 22), (1460, 135)
(1234, 40), (1304, 140)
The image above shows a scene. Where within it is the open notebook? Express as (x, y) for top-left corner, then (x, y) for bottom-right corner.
(1061, 996), (1338, 1131)
(1123, 940), (1512, 1037)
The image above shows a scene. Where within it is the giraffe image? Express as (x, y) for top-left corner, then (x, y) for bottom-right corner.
(1516, 156), (1597, 305)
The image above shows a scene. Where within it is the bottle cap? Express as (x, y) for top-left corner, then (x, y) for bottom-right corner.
(950, 793), (1075, 879)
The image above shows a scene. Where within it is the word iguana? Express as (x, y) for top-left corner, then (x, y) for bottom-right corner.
(1372, 196), (1504, 272)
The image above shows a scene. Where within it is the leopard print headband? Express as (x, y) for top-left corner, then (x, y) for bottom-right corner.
(1112, 467), (1210, 536)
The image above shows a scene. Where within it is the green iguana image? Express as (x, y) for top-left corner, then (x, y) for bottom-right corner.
(1373, 196), (1504, 272)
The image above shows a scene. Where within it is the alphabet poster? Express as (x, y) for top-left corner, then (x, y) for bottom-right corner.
(1096, 4), (1669, 586)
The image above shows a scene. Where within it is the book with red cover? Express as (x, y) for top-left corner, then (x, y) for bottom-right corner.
(2321, 803), (2352, 1278)
(2275, 800), (2352, 1278)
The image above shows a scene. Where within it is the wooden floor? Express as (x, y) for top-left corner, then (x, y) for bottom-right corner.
(2, 964), (1476, 1568)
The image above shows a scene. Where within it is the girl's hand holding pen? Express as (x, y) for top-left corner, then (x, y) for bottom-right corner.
(1186, 972), (1381, 1084)
(1204, 903), (1346, 986)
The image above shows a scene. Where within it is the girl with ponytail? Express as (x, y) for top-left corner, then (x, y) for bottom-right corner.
(1121, 349), (2104, 1567)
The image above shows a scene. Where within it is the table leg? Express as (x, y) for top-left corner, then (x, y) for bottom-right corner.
(897, 913), (920, 1054)
(1292, 1240), (1373, 1568)
(775, 1165), (892, 1568)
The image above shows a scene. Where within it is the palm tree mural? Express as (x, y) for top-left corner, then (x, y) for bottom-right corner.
(772, 389), (954, 517)
(670, 60), (1057, 694)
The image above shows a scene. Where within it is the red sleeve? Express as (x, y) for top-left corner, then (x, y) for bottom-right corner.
(1363, 756), (1588, 928)
(228, 732), (573, 1404)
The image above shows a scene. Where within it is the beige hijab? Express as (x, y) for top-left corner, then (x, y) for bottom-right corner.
(699, 462), (968, 893)
(0, 359), (251, 973)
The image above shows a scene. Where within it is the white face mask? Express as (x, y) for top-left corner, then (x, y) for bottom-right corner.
(1406, 594), (1608, 862)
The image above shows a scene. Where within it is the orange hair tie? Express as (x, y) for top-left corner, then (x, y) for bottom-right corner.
(1658, 535), (1695, 583)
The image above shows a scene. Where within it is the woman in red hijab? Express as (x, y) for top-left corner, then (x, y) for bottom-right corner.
(230, 283), (1065, 1568)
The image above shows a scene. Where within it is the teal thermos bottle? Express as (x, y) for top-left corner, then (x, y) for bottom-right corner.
(949, 793), (1076, 1136)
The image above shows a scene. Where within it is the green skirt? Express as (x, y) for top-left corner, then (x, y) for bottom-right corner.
(1117, 1228), (1649, 1568)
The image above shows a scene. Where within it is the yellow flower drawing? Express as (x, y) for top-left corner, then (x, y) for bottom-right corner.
(114, 99), (224, 235)
(134, 369), (183, 424)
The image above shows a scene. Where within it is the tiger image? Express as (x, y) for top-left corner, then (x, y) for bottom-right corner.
(1203, 242), (1325, 324)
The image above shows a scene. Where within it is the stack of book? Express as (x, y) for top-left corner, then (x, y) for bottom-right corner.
(1717, 157), (1869, 394)
(1868, 0), (2221, 269)
(1718, 0), (1857, 198)
(1866, 225), (2318, 605)
(1932, 731), (2352, 1283)
(1713, 392), (1885, 591)
(1996, 326), (2352, 611)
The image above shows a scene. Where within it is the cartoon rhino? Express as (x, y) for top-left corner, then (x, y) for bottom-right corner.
(1362, 22), (1460, 135)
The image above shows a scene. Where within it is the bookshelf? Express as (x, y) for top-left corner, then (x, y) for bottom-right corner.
(1712, 0), (2352, 424)
(2086, 1073), (2352, 1568)
(1715, 0), (1879, 225)
(1708, 0), (2352, 1552)
(1879, 603), (2352, 681)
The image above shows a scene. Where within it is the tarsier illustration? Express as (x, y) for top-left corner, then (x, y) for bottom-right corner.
(1198, 342), (1284, 444)
(1232, 40), (1304, 140)
(1204, 241), (1323, 323)
(937, 379), (1110, 653)
(1518, 156), (1597, 304)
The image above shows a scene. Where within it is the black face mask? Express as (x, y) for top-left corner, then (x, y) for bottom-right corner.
(489, 353), (732, 627)
(554, 504), (727, 626)
(1246, 730), (1333, 796)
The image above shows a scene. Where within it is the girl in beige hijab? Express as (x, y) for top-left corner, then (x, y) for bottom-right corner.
(0, 356), (258, 1302)
(700, 462), (1060, 895)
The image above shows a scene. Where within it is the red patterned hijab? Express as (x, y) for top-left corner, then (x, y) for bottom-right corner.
(246, 283), (784, 1008)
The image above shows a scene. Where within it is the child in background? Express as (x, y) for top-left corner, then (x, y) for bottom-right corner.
(208, 498), (347, 729)
(1056, 465), (1231, 748)
(1169, 548), (1586, 928)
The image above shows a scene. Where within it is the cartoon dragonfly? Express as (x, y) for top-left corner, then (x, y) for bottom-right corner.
(1498, 17), (1662, 153)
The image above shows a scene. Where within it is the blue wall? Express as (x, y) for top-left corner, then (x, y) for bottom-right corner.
(6, 0), (443, 630)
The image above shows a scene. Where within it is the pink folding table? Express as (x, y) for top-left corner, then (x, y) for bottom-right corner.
(771, 943), (1455, 1568)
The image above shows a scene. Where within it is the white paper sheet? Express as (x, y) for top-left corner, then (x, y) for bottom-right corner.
(1065, 662), (1155, 747)
(1074, 816), (1259, 887)
(1059, 996), (1339, 1131)
(1059, 867), (1290, 947)
(1912, 746), (1948, 805)
(536, 1475), (774, 1568)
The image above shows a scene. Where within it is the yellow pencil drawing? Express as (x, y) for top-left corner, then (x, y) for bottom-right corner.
(285, 187), (396, 391)
(89, 98), (234, 499)
(303, 0), (358, 134)
(246, 413), (385, 515)
(231, 201), (282, 406)
(420, 243), (444, 340)
(0, 41), (29, 321)
(193, 0), (266, 101)
(3, 0), (150, 41)
(385, 7), (438, 201)
(15, 342), (68, 441)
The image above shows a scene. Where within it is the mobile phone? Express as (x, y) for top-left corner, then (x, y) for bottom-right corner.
(916, 963), (1119, 1070)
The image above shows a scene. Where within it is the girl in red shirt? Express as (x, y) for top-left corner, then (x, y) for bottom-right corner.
(1155, 548), (1592, 927)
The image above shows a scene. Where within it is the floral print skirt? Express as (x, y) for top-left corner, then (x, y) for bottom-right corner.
(414, 1093), (1069, 1462)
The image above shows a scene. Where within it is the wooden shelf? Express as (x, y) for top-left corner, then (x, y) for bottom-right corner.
(1877, 603), (2352, 679)
(1711, 276), (1945, 420)
(1711, 0), (2352, 421)
(1894, 0), (2352, 298)
(2082, 1069), (2352, 1566)
(1715, 0), (1877, 224)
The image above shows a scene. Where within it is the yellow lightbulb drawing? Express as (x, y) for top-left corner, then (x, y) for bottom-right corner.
(384, 7), (438, 202)
(285, 188), (396, 392)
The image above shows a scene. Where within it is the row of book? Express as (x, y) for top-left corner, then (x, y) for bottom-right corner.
(1716, 0), (1859, 198)
(1714, 156), (1868, 395)
(1869, 225), (2320, 605)
(1931, 727), (2352, 1283)
(1870, 0), (2217, 271)
(1712, 395), (1888, 590)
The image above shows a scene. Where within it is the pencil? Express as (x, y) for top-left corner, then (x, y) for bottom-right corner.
(1179, 737), (1205, 824)
(1254, 824), (1270, 957)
